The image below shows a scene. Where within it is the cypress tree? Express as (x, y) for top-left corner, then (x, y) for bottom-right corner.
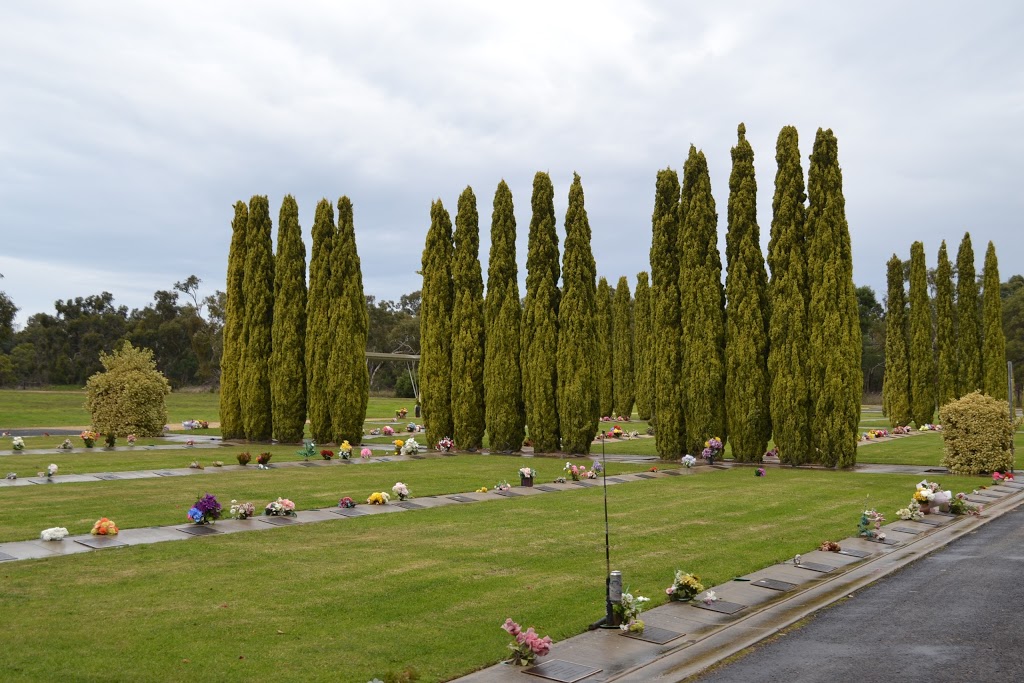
(270, 195), (307, 443)
(632, 272), (654, 420)
(805, 129), (861, 467)
(612, 276), (635, 418)
(306, 199), (335, 444)
(724, 124), (771, 461)
(484, 180), (525, 452)
(596, 277), (614, 417)
(908, 241), (935, 425)
(557, 173), (599, 454)
(882, 254), (912, 427)
(935, 241), (957, 408)
(680, 148), (726, 456)
(219, 201), (247, 440)
(328, 197), (370, 444)
(420, 200), (455, 447)
(240, 195), (274, 441)
(650, 169), (685, 458)
(521, 173), (560, 452)
(955, 233), (982, 395)
(982, 241), (1007, 397)
(451, 187), (486, 450)
(767, 126), (811, 465)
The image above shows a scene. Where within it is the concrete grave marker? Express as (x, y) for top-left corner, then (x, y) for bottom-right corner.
(523, 659), (602, 683)
(752, 578), (797, 591)
(621, 625), (685, 644)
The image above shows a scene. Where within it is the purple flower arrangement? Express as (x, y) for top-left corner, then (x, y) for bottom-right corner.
(187, 493), (222, 525)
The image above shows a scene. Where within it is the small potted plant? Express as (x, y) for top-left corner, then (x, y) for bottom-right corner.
(256, 452), (273, 466)
(237, 451), (251, 466)
(104, 433), (116, 448)
(519, 467), (536, 487)
(296, 441), (316, 461)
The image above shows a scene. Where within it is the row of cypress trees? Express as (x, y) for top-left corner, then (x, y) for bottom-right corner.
(220, 195), (368, 444)
(882, 234), (1007, 426)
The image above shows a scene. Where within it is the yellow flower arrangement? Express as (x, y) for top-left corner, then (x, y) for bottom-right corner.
(476, 486), (489, 493)
(393, 439), (404, 455)
(367, 491), (391, 505)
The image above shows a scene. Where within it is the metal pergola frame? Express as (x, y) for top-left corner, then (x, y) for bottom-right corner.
(365, 351), (420, 399)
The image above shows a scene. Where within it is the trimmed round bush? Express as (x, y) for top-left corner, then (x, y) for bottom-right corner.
(940, 391), (1016, 475)
(85, 342), (170, 438)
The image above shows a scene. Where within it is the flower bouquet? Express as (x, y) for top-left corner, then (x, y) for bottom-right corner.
(396, 407), (408, 419)
(392, 482), (411, 501)
(360, 448), (372, 459)
(12, 436), (24, 451)
(40, 527), (69, 541)
(818, 540), (842, 552)
(495, 480), (511, 491)
(211, 461), (224, 467)
(701, 436), (723, 464)
(367, 491), (391, 505)
(105, 433), (116, 448)
(91, 518), (119, 535)
(320, 449), (335, 460)
(553, 476), (566, 484)
(406, 422), (417, 433)
(401, 438), (420, 456)
(338, 497), (357, 509)
(564, 462), (586, 481)
(382, 425), (395, 436)
(993, 471), (1015, 484)
(5, 473), (15, 480)
(125, 434), (136, 446)
(188, 461), (204, 469)
(256, 452), (273, 466)
(700, 590), (719, 605)
(57, 439), (73, 451)
(519, 467), (536, 487)
(393, 439), (404, 455)
(296, 441), (317, 460)
(949, 493), (982, 516)
(502, 619), (552, 666)
(611, 425), (623, 438)
(368, 427), (382, 436)
(896, 500), (924, 521)
(237, 451), (251, 466)
(264, 497), (296, 517)
(229, 500), (256, 519)
(80, 430), (98, 448)
(476, 486), (489, 493)
(436, 436), (454, 453)
(755, 467), (766, 477)
(913, 481), (937, 512)
(614, 588), (650, 633)
(41, 463), (58, 479)
(665, 570), (704, 602)
(763, 446), (779, 459)
(681, 454), (697, 468)
(340, 440), (353, 459)
(187, 493), (222, 525)
(858, 508), (886, 541)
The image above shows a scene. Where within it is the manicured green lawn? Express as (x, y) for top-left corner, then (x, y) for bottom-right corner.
(856, 430), (1024, 468)
(0, 467), (985, 682)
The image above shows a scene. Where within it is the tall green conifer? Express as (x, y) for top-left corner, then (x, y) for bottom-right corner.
(982, 241), (1007, 397)
(680, 148), (726, 456)
(955, 233), (982, 395)
(240, 195), (274, 441)
(768, 126), (811, 465)
(908, 241), (935, 425)
(420, 201), (454, 447)
(306, 199), (335, 444)
(557, 173), (599, 454)
(632, 272), (654, 420)
(219, 201), (248, 440)
(328, 197), (370, 444)
(724, 124), (771, 461)
(596, 277), (614, 417)
(522, 173), (561, 452)
(484, 180), (525, 452)
(612, 276), (635, 418)
(805, 129), (861, 467)
(451, 187), (486, 450)
(650, 170), (685, 458)
(270, 195), (307, 443)
(882, 254), (912, 427)
(935, 242), (957, 407)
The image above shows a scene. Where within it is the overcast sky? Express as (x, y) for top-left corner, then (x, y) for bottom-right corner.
(2, 1), (1022, 327)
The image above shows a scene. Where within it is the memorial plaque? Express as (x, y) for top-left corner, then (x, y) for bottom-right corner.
(914, 517), (944, 526)
(929, 510), (955, 518)
(663, 470), (682, 476)
(154, 471), (180, 477)
(0, 551), (16, 562)
(75, 537), (128, 549)
(572, 481), (596, 488)
(605, 478), (625, 484)
(332, 508), (366, 517)
(261, 516), (299, 526)
(95, 473), (120, 481)
(890, 526), (923, 535)
(410, 455), (426, 460)
(693, 600), (746, 615)
(837, 548), (872, 558)
(523, 659), (602, 683)
(535, 485), (560, 492)
(925, 468), (950, 474)
(972, 491), (1001, 499)
(448, 495), (476, 503)
(395, 501), (425, 509)
(866, 536), (899, 545)
(1000, 481), (1024, 488)
(621, 625), (684, 644)
(797, 561), (836, 573)
(493, 490), (521, 497)
(752, 578), (797, 591)
(179, 525), (222, 536)
(298, 462), (317, 467)
(634, 473), (655, 479)
(377, 457), (392, 462)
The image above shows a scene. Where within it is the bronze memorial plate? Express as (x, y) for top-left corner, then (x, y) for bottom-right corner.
(523, 659), (602, 683)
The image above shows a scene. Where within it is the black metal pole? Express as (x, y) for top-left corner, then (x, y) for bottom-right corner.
(602, 431), (616, 627)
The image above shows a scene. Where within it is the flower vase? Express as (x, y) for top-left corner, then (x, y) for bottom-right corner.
(83, 439), (94, 448)
(920, 503), (931, 515)
(520, 476), (534, 488)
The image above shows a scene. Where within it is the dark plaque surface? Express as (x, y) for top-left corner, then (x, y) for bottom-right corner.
(925, 468), (950, 474)
(179, 524), (222, 536)
(621, 625), (685, 644)
(75, 537), (128, 549)
(395, 500), (426, 509)
(605, 478), (625, 484)
(298, 462), (317, 467)
(634, 473), (655, 479)
(890, 526), (924, 535)
(929, 511), (956, 518)
(377, 457), (392, 462)
(797, 562), (835, 573)
(972, 491), (1001, 498)
(663, 470), (682, 476)
(410, 455), (426, 459)
(914, 517), (944, 526)
(572, 481), (596, 488)
(837, 548), (873, 558)
(0, 551), (16, 561)
(493, 490), (521, 497)
(154, 471), (180, 477)
(261, 516), (299, 526)
(694, 600), (747, 615)
(535, 485), (560, 492)
(752, 578), (797, 591)
(95, 473), (120, 480)
(448, 495), (476, 503)
(1000, 481), (1024, 488)
(523, 659), (602, 683)
(332, 507), (366, 517)
(866, 536), (900, 545)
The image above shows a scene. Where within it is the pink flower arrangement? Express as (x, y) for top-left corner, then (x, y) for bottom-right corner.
(993, 471), (1015, 483)
(360, 447), (372, 459)
(502, 618), (552, 666)
(382, 425), (395, 436)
